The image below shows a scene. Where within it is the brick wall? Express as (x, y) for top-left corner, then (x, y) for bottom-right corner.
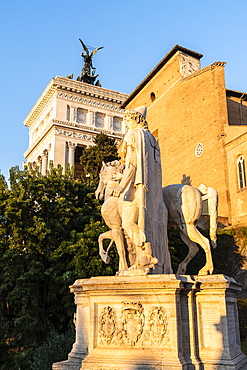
(126, 52), (231, 223)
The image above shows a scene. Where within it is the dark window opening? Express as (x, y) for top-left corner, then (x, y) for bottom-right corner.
(150, 92), (156, 102)
(74, 145), (86, 179)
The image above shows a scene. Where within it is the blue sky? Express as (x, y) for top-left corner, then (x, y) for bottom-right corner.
(0, 0), (247, 180)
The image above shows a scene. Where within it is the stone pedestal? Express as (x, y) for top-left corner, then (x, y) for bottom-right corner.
(52, 275), (247, 370)
(195, 275), (247, 370)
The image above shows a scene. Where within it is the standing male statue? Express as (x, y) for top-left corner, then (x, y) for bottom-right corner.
(112, 106), (172, 274)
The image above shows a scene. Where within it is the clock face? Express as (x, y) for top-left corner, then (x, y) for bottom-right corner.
(195, 143), (203, 157)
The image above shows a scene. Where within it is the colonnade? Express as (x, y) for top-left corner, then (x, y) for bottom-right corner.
(30, 141), (78, 175)
(30, 149), (49, 174)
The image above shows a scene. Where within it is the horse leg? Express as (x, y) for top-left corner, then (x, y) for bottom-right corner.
(112, 228), (128, 272)
(186, 224), (214, 275)
(176, 230), (199, 276)
(98, 231), (113, 264)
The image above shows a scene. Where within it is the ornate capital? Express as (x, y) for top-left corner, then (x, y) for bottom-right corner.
(41, 149), (48, 158)
(68, 141), (77, 150)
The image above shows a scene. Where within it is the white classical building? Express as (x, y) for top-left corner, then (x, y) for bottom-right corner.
(23, 76), (127, 177)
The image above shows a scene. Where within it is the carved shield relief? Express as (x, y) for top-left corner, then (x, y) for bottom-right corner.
(99, 306), (116, 344)
(121, 302), (145, 346)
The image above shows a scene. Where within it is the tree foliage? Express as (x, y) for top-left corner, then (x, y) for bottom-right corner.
(79, 133), (119, 183)
(0, 160), (118, 369)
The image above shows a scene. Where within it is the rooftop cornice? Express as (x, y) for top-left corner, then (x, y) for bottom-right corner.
(122, 44), (203, 108)
(181, 61), (226, 82)
(226, 88), (247, 99)
(54, 76), (128, 102)
(24, 76), (128, 128)
(24, 80), (57, 127)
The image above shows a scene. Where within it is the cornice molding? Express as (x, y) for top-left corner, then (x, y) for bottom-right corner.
(24, 85), (57, 128)
(24, 120), (124, 158)
(181, 62), (226, 82)
(24, 76), (128, 128)
(54, 120), (124, 138)
(54, 76), (127, 102)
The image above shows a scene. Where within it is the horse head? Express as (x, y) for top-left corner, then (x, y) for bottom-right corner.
(95, 160), (125, 200)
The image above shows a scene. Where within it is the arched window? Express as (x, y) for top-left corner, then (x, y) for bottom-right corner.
(237, 155), (246, 189)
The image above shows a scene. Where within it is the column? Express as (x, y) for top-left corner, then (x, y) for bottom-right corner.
(106, 115), (113, 131)
(90, 112), (96, 127)
(86, 110), (92, 126)
(68, 142), (77, 168)
(37, 156), (42, 173)
(71, 108), (77, 122)
(41, 150), (48, 175)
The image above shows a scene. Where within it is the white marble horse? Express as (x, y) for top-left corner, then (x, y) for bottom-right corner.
(96, 161), (218, 275)
(163, 184), (218, 275)
(95, 161), (130, 272)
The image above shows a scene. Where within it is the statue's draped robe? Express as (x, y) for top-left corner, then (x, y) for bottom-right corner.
(122, 128), (172, 273)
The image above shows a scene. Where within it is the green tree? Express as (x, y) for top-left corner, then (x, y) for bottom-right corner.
(0, 163), (117, 369)
(79, 133), (119, 183)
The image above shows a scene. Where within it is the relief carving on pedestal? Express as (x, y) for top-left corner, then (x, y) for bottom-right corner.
(99, 306), (116, 345)
(120, 302), (145, 346)
(98, 304), (168, 348)
(143, 306), (167, 346)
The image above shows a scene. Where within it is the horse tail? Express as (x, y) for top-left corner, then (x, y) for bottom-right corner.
(207, 188), (218, 248)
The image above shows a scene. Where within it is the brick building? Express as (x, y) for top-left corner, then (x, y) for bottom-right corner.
(122, 45), (247, 227)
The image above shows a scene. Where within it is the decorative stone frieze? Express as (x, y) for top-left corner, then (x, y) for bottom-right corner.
(52, 275), (247, 370)
(97, 303), (168, 349)
(57, 92), (124, 113)
(55, 128), (93, 141)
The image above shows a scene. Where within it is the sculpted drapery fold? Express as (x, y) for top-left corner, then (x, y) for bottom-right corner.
(114, 107), (172, 274)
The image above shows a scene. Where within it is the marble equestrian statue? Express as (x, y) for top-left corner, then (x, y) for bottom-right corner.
(77, 38), (104, 85)
(96, 159), (218, 276)
(96, 106), (172, 276)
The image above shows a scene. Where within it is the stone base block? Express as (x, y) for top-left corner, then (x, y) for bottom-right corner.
(52, 274), (247, 370)
(52, 360), (81, 370)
